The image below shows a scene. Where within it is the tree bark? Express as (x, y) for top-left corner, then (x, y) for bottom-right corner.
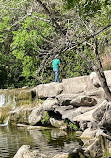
(94, 38), (111, 101)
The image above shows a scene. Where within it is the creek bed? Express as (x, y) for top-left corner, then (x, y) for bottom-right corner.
(0, 125), (82, 158)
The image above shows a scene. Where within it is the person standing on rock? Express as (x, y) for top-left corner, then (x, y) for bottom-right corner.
(52, 54), (60, 82)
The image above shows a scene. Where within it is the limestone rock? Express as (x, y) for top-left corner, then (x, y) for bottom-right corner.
(99, 110), (111, 130)
(90, 70), (111, 88)
(28, 105), (44, 125)
(53, 142), (84, 158)
(54, 106), (76, 122)
(70, 96), (97, 107)
(92, 100), (108, 122)
(85, 138), (103, 158)
(59, 109), (77, 122)
(85, 87), (105, 99)
(73, 100), (107, 125)
(104, 70), (111, 88)
(9, 106), (33, 125)
(35, 82), (63, 98)
(42, 98), (58, 111)
(53, 153), (69, 158)
(13, 145), (47, 158)
(56, 93), (80, 106)
(80, 128), (97, 138)
(50, 117), (66, 128)
(68, 143), (85, 158)
(62, 75), (96, 94)
(55, 105), (74, 115)
(73, 108), (96, 122)
(90, 72), (101, 88)
(55, 106), (95, 123)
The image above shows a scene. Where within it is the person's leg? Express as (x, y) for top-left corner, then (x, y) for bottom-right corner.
(55, 70), (58, 82)
(56, 70), (59, 82)
(53, 69), (59, 82)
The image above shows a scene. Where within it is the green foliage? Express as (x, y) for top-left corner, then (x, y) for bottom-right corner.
(68, 122), (78, 131)
(0, 0), (111, 88)
(63, 0), (111, 18)
(60, 49), (92, 80)
(10, 14), (54, 86)
(41, 112), (50, 125)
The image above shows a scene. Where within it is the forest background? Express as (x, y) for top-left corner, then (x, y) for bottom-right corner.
(0, 0), (111, 88)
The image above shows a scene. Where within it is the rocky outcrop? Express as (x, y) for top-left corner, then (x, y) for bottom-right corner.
(62, 75), (97, 94)
(3, 70), (111, 158)
(28, 105), (45, 125)
(13, 145), (47, 158)
(14, 143), (85, 158)
(33, 82), (63, 98)
(9, 106), (33, 124)
(7, 71), (111, 133)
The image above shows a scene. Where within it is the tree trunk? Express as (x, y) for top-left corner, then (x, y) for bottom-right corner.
(94, 38), (111, 101)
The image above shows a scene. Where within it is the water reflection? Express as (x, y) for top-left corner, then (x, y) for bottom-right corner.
(0, 126), (82, 158)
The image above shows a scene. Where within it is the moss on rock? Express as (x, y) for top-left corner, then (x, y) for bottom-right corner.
(0, 107), (11, 124)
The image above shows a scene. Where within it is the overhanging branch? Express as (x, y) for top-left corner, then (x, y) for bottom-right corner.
(62, 23), (111, 53)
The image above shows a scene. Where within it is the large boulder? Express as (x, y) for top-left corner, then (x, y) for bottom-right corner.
(73, 108), (96, 122)
(90, 70), (111, 88)
(53, 142), (85, 158)
(90, 72), (101, 88)
(56, 93), (82, 106)
(28, 105), (45, 125)
(70, 96), (97, 107)
(84, 87), (105, 104)
(80, 128), (97, 138)
(92, 100), (108, 122)
(55, 107), (76, 122)
(42, 98), (58, 111)
(34, 82), (63, 99)
(62, 76), (96, 94)
(62, 110), (78, 122)
(73, 100), (108, 126)
(13, 145), (47, 158)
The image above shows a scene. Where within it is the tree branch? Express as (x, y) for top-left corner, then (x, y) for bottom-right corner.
(36, 0), (66, 35)
(62, 23), (111, 53)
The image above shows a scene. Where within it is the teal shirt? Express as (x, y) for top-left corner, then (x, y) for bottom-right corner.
(52, 59), (60, 70)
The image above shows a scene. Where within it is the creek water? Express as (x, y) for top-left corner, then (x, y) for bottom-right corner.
(0, 125), (82, 158)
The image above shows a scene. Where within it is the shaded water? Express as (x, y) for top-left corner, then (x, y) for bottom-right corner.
(0, 125), (82, 158)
